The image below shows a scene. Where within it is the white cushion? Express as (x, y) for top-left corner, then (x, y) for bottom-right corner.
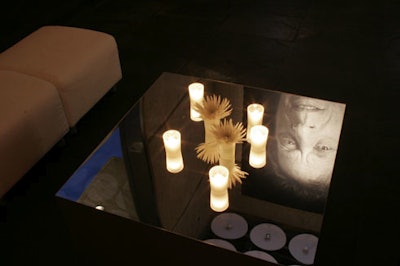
(0, 26), (122, 126)
(0, 70), (69, 197)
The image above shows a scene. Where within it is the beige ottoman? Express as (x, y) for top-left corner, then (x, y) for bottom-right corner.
(0, 25), (122, 127)
(0, 70), (69, 197)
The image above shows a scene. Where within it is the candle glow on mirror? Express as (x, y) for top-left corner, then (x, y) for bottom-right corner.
(188, 82), (204, 121)
(163, 130), (184, 173)
(209, 165), (229, 212)
(249, 125), (269, 168)
(247, 104), (264, 141)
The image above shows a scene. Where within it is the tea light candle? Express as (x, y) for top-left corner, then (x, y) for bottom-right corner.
(188, 82), (204, 121)
(249, 125), (269, 168)
(247, 103), (264, 140)
(162, 130), (184, 173)
(209, 165), (229, 212)
(288, 233), (319, 265)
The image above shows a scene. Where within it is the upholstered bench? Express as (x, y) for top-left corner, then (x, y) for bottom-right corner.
(0, 25), (122, 127)
(0, 70), (69, 197)
(0, 26), (122, 198)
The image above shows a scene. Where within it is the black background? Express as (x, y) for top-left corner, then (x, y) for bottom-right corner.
(1, 1), (399, 265)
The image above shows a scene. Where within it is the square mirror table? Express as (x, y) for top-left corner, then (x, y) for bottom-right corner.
(57, 72), (346, 265)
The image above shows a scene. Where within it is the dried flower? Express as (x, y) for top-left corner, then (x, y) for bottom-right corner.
(194, 94), (232, 120)
(195, 141), (219, 164)
(211, 119), (246, 144)
(212, 119), (248, 187)
(229, 164), (248, 188)
(196, 118), (248, 187)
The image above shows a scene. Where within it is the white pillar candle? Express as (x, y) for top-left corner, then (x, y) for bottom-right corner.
(209, 165), (229, 212)
(246, 103), (264, 141)
(163, 130), (184, 173)
(249, 125), (269, 168)
(188, 82), (204, 121)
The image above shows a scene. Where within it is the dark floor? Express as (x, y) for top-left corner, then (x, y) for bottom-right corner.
(1, 0), (399, 265)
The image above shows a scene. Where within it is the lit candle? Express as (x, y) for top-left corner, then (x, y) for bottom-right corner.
(188, 82), (204, 121)
(209, 165), (229, 212)
(247, 103), (264, 141)
(249, 125), (269, 168)
(163, 130), (184, 173)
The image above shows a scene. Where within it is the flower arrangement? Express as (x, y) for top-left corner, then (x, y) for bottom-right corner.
(211, 119), (248, 188)
(194, 94), (232, 164)
(193, 94), (249, 187)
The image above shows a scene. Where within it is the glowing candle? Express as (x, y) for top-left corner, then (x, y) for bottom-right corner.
(247, 103), (264, 141)
(249, 125), (269, 168)
(209, 165), (229, 212)
(188, 82), (204, 121)
(163, 130), (184, 173)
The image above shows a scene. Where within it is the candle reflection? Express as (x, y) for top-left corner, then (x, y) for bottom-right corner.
(188, 82), (204, 121)
(163, 130), (184, 173)
(209, 165), (229, 212)
(249, 125), (269, 168)
(247, 103), (264, 141)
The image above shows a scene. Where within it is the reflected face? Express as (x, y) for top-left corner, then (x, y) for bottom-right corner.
(275, 94), (345, 185)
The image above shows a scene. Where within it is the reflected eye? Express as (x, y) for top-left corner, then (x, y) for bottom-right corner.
(279, 135), (297, 150)
(315, 144), (332, 151)
(314, 142), (336, 154)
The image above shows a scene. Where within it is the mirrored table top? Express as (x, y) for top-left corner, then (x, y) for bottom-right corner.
(57, 72), (346, 265)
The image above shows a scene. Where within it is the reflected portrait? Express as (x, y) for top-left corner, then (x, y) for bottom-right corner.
(242, 91), (346, 213)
